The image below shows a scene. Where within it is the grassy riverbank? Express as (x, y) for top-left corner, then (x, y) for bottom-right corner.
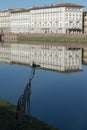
(18, 34), (87, 45)
(3, 33), (87, 47)
(0, 99), (59, 130)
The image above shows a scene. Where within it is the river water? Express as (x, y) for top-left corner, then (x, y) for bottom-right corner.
(0, 63), (87, 130)
(0, 44), (87, 130)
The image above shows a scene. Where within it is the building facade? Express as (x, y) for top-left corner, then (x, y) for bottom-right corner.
(0, 3), (84, 34)
(30, 3), (83, 33)
(83, 11), (87, 33)
(10, 9), (30, 33)
(0, 10), (11, 33)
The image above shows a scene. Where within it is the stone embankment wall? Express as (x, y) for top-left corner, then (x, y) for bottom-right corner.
(3, 33), (19, 43)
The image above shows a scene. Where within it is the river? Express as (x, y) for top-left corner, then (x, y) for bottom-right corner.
(0, 43), (87, 130)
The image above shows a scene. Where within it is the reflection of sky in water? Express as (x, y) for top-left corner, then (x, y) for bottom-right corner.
(0, 62), (87, 130)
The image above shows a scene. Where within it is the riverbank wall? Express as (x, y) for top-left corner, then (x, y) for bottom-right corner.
(0, 33), (87, 45)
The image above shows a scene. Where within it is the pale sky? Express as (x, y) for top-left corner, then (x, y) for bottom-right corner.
(0, 0), (87, 11)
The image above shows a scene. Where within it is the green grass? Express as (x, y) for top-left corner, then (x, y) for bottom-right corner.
(0, 100), (17, 130)
(0, 99), (59, 130)
(18, 35), (87, 44)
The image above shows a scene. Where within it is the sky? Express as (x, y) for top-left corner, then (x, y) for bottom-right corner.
(0, 0), (87, 11)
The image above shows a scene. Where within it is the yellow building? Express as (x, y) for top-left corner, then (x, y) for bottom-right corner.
(83, 11), (87, 33)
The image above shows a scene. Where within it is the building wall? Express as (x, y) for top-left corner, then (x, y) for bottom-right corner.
(83, 12), (87, 33)
(30, 7), (65, 33)
(0, 11), (10, 33)
(0, 3), (84, 34)
(30, 7), (83, 33)
(10, 10), (30, 33)
(65, 7), (83, 33)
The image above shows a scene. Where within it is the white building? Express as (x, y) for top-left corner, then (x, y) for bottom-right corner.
(10, 8), (30, 33)
(0, 10), (11, 33)
(0, 3), (84, 34)
(30, 3), (84, 33)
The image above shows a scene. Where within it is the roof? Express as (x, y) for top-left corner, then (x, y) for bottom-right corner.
(55, 3), (84, 7)
(4, 9), (14, 12)
(31, 3), (84, 10)
(1, 3), (84, 13)
(11, 8), (30, 13)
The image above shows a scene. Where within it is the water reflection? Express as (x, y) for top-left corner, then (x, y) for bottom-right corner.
(0, 43), (87, 130)
(15, 64), (36, 129)
(83, 48), (87, 65)
(16, 63), (36, 115)
(0, 43), (82, 73)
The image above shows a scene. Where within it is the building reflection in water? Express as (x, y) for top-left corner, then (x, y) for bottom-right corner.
(83, 48), (87, 65)
(0, 43), (84, 129)
(0, 43), (82, 73)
